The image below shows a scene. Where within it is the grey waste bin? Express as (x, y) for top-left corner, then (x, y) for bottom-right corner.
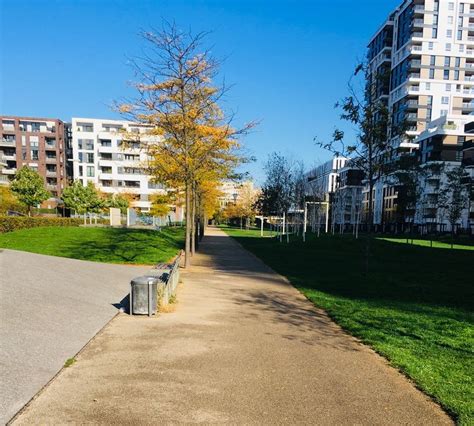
(130, 276), (159, 316)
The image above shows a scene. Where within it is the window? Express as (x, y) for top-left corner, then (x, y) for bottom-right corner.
(446, 43), (452, 51)
(460, 3), (465, 13)
(426, 82), (431, 90)
(432, 28), (438, 38)
(447, 29), (452, 37)
(428, 42), (434, 50)
(78, 123), (94, 132)
(86, 166), (95, 177)
(433, 14), (438, 25)
(434, 0), (439, 11)
(86, 153), (94, 163)
(448, 16), (453, 24)
(444, 69), (450, 80)
(457, 30), (463, 40)
(455, 57), (461, 67)
(442, 96), (449, 104)
(78, 152), (83, 162)
(430, 55), (436, 65)
(429, 68), (435, 79)
(459, 44), (465, 52)
(448, 2), (454, 11)
(79, 166), (83, 176)
(440, 110), (448, 116)
(100, 139), (111, 147)
(445, 56), (450, 66)
(446, 83), (451, 91)
(454, 70), (460, 80)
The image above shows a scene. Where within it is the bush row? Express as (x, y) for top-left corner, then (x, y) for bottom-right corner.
(0, 216), (84, 233)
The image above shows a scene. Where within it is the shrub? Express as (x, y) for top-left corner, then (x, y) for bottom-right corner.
(0, 216), (84, 233)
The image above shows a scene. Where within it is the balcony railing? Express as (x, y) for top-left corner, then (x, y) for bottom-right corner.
(0, 139), (16, 146)
(413, 19), (424, 26)
(408, 73), (421, 79)
(46, 170), (57, 177)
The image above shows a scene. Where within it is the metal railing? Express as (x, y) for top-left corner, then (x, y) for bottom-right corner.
(157, 252), (182, 306)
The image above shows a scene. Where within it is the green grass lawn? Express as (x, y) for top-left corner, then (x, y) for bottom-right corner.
(0, 226), (185, 265)
(221, 225), (474, 425)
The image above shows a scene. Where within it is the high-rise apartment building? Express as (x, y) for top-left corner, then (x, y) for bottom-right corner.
(387, 0), (474, 151)
(71, 117), (165, 212)
(335, 0), (474, 231)
(0, 116), (68, 197)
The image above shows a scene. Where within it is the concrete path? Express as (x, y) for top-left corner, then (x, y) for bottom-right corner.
(0, 249), (149, 424)
(11, 229), (451, 425)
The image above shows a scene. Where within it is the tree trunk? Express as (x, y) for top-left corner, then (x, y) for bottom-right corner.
(365, 180), (375, 275)
(191, 188), (196, 256)
(184, 182), (192, 268)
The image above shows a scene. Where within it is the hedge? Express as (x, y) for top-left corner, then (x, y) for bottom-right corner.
(0, 216), (84, 233)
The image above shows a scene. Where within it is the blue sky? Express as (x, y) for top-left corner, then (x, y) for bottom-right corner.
(0, 0), (400, 183)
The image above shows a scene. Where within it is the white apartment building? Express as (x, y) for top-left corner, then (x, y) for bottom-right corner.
(306, 157), (348, 200)
(71, 117), (164, 212)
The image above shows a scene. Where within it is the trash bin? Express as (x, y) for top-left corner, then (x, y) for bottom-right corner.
(130, 276), (159, 316)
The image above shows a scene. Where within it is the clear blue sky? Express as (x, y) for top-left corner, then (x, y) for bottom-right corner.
(0, 0), (400, 183)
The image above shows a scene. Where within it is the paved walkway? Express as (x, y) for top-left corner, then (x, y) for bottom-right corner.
(12, 228), (451, 425)
(0, 249), (149, 425)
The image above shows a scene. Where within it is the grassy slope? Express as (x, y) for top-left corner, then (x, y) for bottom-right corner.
(221, 225), (474, 425)
(0, 226), (185, 265)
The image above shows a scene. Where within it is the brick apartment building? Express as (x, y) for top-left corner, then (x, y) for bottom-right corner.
(0, 116), (69, 197)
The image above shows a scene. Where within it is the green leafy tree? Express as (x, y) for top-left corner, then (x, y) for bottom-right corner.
(62, 181), (102, 223)
(10, 167), (50, 216)
(103, 193), (130, 214)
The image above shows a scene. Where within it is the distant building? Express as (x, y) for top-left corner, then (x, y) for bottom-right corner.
(0, 116), (69, 197)
(306, 157), (348, 200)
(218, 180), (259, 209)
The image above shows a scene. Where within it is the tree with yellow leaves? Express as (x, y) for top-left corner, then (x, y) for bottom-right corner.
(118, 23), (255, 267)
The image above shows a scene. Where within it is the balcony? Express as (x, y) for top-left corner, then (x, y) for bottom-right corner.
(45, 157), (57, 163)
(463, 103), (474, 110)
(1, 124), (15, 132)
(3, 153), (16, 161)
(0, 175), (10, 184)
(46, 184), (57, 190)
(413, 5), (424, 13)
(0, 138), (16, 147)
(46, 170), (57, 177)
(408, 73), (421, 79)
(406, 113), (418, 121)
(2, 168), (16, 175)
(413, 19), (424, 27)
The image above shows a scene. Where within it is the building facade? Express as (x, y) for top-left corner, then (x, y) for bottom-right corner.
(71, 117), (167, 212)
(350, 0), (474, 232)
(0, 116), (68, 197)
(306, 157), (348, 200)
